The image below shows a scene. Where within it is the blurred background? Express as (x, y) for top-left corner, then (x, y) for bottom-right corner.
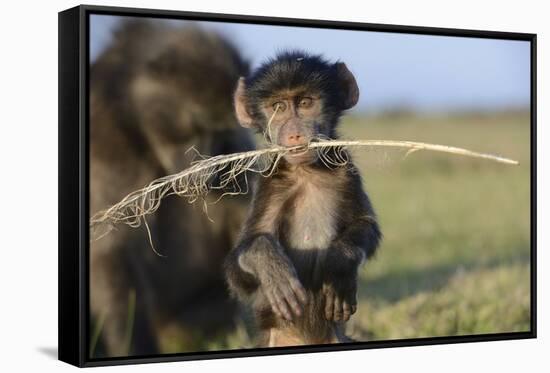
(91, 15), (530, 114)
(89, 14), (531, 354)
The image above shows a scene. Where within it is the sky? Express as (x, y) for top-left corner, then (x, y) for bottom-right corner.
(90, 15), (531, 113)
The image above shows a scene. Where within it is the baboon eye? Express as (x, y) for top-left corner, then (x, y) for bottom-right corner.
(272, 101), (286, 112)
(298, 97), (313, 108)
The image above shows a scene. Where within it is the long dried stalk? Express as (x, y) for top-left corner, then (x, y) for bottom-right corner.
(90, 139), (518, 239)
(311, 140), (519, 165)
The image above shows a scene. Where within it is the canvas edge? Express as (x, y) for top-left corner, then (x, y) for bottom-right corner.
(56, 4), (537, 368)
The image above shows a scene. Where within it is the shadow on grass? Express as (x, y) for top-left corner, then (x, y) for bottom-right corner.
(358, 251), (530, 304)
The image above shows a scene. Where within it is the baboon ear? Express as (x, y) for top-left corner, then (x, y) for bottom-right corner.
(234, 77), (254, 128)
(336, 63), (360, 110)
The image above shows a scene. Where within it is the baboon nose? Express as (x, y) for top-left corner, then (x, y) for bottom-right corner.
(287, 134), (304, 146)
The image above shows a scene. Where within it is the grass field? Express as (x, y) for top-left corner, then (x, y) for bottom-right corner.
(206, 110), (531, 349)
(92, 110), (531, 355)
(343, 111), (531, 340)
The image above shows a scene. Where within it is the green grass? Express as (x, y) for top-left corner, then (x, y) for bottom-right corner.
(208, 110), (531, 348)
(127, 110), (528, 353)
(90, 111), (531, 355)
(343, 111), (531, 340)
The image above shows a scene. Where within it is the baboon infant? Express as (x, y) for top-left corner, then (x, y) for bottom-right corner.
(225, 51), (382, 346)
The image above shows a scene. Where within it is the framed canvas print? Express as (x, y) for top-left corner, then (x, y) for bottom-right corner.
(58, 4), (537, 367)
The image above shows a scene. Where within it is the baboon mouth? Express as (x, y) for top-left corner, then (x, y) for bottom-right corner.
(288, 145), (309, 154)
(285, 145), (316, 165)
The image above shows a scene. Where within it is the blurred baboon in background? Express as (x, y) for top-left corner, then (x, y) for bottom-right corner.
(89, 20), (254, 357)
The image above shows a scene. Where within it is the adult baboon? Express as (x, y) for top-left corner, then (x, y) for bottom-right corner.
(89, 20), (253, 357)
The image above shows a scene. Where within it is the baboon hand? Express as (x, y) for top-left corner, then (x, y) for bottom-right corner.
(322, 279), (357, 322)
(259, 264), (307, 321)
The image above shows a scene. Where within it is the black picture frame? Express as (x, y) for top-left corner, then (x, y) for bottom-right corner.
(58, 4), (537, 368)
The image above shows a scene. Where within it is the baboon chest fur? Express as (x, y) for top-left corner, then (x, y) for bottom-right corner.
(257, 165), (346, 253)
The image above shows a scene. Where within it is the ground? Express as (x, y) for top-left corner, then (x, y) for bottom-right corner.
(208, 110), (532, 349)
(92, 111), (531, 353)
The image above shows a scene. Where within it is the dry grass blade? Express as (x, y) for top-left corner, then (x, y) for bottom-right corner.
(308, 140), (520, 165)
(90, 139), (519, 240)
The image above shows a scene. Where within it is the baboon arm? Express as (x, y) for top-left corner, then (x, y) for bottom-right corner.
(327, 216), (381, 275)
(224, 234), (307, 319)
(225, 233), (292, 295)
(321, 217), (380, 322)
(236, 234), (291, 277)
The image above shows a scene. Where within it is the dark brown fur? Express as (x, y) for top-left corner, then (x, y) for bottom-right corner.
(225, 51), (381, 346)
(90, 20), (253, 357)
